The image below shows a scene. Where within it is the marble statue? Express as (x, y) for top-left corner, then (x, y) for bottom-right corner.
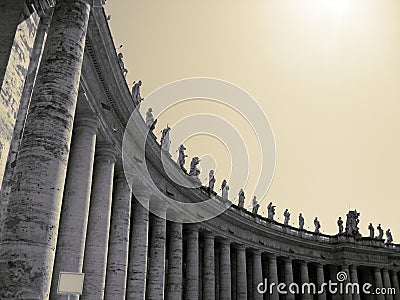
(131, 80), (144, 105)
(345, 210), (361, 237)
(208, 170), (215, 192)
(337, 217), (343, 234)
(299, 213), (305, 230)
(368, 223), (374, 239)
(221, 180), (227, 192)
(267, 202), (276, 220)
(314, 217), (321, 234)
(283, 209), (290, 226)
(145, 108), (157, 132)
(222, 182), (229, 199)
(117, 53), (128, 77)
(177, 144), (187, 170)
(160, 126), (171, 153)
(386, 229), (393, 244)
(189, 157), (201, 177)
(377, 224), (384, 240)
(238, 189), (245, 208)
(252, 196), (259, 214)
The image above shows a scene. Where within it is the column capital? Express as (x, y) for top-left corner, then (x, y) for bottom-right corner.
(95, 143), (118, 163)
(251, 248), (262, 256)
(220, 238), (231, 247)
(203, 231), (215, 240)
(282, 257), (293, 264)
(74, 114), (99, 134)
(237, 244), (247, 252)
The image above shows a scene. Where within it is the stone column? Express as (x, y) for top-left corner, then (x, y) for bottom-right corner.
(81, 144), (117, 300)
(316, 263), (327, 300)
(185, 224), (199, 300)
(0, 0), (92, 298)
(268, 254), (279, 300)
(374, 268), (385, 300)
(329, 265), (341, 300)
(220, 240), (232, 300)
(237, 245), (248, 300)
(389, 270), (400, 300)
(146, 207), (167, 299)
(203, 232), (216, 300)
(49, 116), (99, 300)
(300, 261), (312, 300)
(283, 258), (295, 300)
(166, 221), (183, 300)
(341, 265), (352, 300)
(215, 248), (220, 300)
(349, 265), (360, 300)
(104, 160), (132, 300)
(126, 192), (150, 300)
(382, 268), (394, 300)
(253, 250), (263, 300)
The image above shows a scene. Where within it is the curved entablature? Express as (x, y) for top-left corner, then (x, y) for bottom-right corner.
(82, 6), (400, 260)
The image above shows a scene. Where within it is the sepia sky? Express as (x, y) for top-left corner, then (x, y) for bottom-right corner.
(105, 0), (400, 237)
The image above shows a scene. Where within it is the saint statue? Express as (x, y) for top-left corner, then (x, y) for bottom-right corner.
(160, 126), (171, 153)
(208, 170), (216, 192)
(283, 209), (290, 226)
(345, 210), (361, 237)
(131, 80), (144, 105)
(377, 224), (384, 240)
(238, 189), (245, 208)
(267, 202), (276, 220)
(368, 223), (374, 239)
(146, 108), (157, 132)
(314, 217), (321, 234)
(222, 181), (229, 199)
(337, 217), (343, 234)
(117, 53), (128, 77)
(386, 229), (393, 244)
(177, 144), (187, 170)
(299, 213), (305, 230)
(252, 196), (259, 214)
(188, 157), (201, 177)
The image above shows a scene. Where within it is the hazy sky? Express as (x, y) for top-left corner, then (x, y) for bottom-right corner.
(105, 0), (400, 237)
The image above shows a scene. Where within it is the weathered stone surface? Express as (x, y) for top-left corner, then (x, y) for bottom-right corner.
(0, 0), (91, 298)
(49, 115), (98, 300)
(316, 263), (326, 300)
(203, 232), (215, 300)
(104, 160), (132, 300)
(252, 250), (263, 300)
(82, 144), (117, 300)
(374, 268), (385, 300)
(268, 254), (279, 300)
(185, 224), (199, 300)
(166, 222), (183, 300)
(236, 245), (247, 300)
(300, 261), (312, 300)
(220, 240), (231, 300)
(126, 193), (150, 300)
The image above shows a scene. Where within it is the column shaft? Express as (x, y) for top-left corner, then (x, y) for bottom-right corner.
(284, 258), (295, 300)
(268, 255), (279, 300)
(185, 224), (199, 300)
(104, 162), (132, 300)
(0, 0), (91, 298)
(329, 265), (341, 300)
(349, 265), (360, 300)
(374, 268), (385, 300)
(220, 240), (232, 300)
(126, 194), (150, 300)
(237, 245), (247, 300)
(82, 145), (117, 300)
(203, 232), (216, 300)
(253, 250), (263, 300)
(49, 116), (98, 300)
(382, 269), (394, 300)
(341, 265), (352, 300)
(166, 222), (183, 300)
(316, 264), (327, 300)
(300, 261), (312, 300)
(390, 271), (400, 300)
(146, 209), (167, 299)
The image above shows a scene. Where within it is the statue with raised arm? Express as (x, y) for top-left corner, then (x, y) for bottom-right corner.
(131, 80), (144, 105)
(177, 144), (187, 170)
(222, 182), (229, 199)
(368, 223), (374, 238)
(238, 189), (245, 208)
(252, 196), (259, 214)
(117, 53), (128, 77)
(283, 209), (290, 226)
(386, 229), (393, 244)
(146, 108), (157, 132)
(299, 213), (305, 230)
(267, 202), (276, 220)
(377, 224), (384, 240)
(345, 210), (361, 237)
(188, 157), (201, 177)
(314, 217), (321, 234)
(208, 170), (216, 192)
(337, 217), (343, 234)
(160, 126), (171, 153)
